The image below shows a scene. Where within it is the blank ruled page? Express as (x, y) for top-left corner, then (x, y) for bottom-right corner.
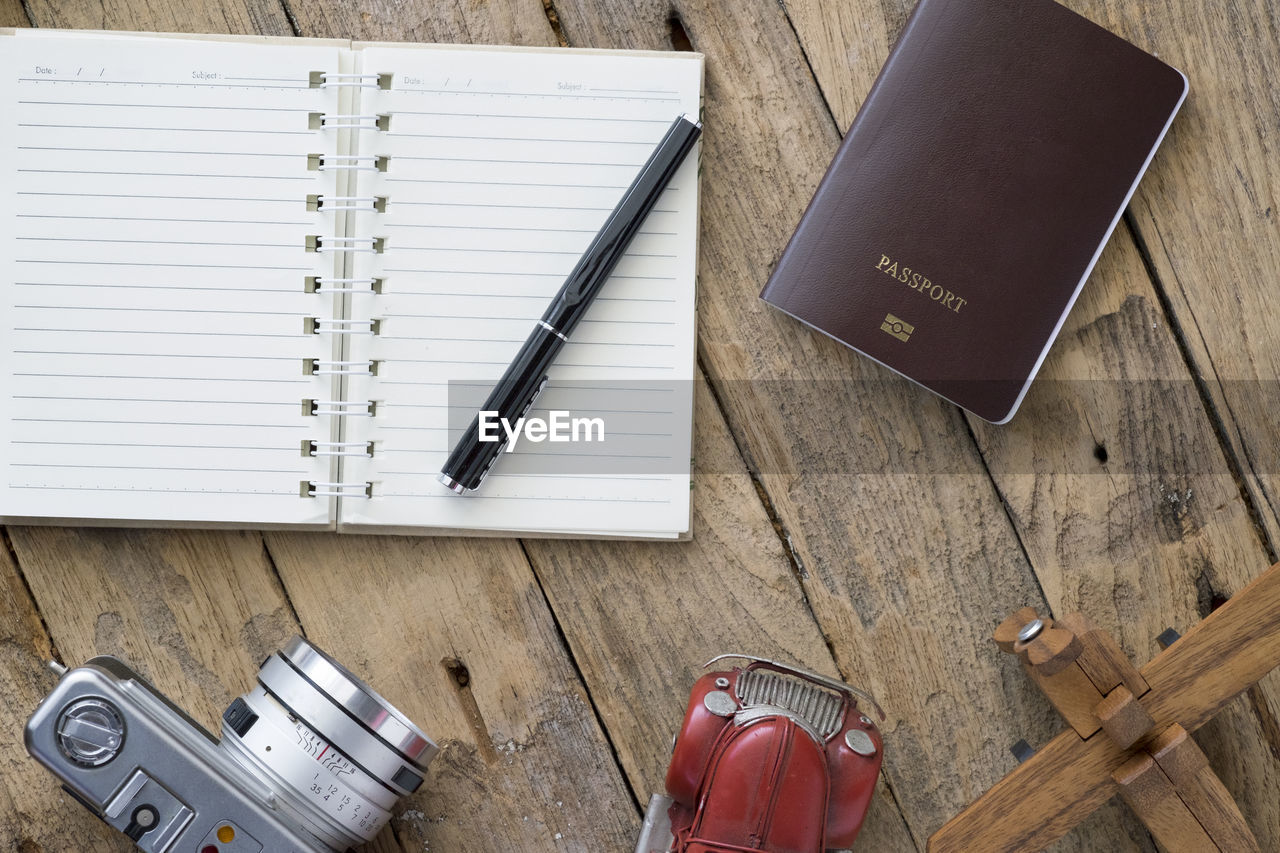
(0, 33), (346, 526)
(340, 45), (701, 536)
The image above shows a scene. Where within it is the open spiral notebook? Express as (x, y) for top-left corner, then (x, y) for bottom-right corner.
(0, 30), (702, 538)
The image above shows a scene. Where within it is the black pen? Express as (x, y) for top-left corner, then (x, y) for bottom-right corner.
(438, 113), (702, 493)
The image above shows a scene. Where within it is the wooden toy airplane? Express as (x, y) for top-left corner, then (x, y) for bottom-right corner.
(928, 561), (1280, 852)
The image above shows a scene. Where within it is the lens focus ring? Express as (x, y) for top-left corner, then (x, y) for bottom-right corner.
(256, 653), (427, 795)
(219, 637), (437, 851)
(280, 637), (437, 765)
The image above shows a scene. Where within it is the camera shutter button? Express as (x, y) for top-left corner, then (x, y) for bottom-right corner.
(56, 698), (125, 767)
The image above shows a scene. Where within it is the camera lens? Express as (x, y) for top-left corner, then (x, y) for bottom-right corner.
(220, 637), (437, 850)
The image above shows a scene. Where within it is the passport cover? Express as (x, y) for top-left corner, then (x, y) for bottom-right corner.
(759, 0), (1187, 423)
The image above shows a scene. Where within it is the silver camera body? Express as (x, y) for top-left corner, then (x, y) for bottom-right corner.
(25, 638), (437, 853)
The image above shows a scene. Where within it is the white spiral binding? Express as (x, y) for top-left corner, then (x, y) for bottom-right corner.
(305, 480), (373, 498)
(309, 441), (375, 458)
(313, 236), (381, 253)
(314, 278), (379, 294)
(317, 113), (385, 130)
(317, 72), (385, 90)
(312, 359), (376, 376)
(309, 318), (379, 335)
(316, 155), (387, 172)
(305, 94), (385, 502)
(308, 400), (375, 417)
(314, 196), (383, 211)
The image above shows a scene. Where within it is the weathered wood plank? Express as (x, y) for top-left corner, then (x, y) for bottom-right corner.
(0, 0), (27, 28)
(523, 380), (918, 851)
(5, 527), (305, 853)
(780, 0), (1280, 847)
(265, 3), (703, 850)
(24, 0), (290, 35)
(274, 2), (917, 849)
(1057, 0), (1280, 553)
(284, 0), (554, 46)
(262, 531), (642, 851)
(0, 531), (131, 853)
(538, 1), (1076, 849)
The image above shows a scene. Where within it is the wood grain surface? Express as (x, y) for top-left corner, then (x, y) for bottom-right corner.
(928, 559), (1280, 853)
(2, 0), (1278, 851)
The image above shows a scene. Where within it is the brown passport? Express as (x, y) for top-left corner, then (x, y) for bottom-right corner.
(759, 0), (1187, 423)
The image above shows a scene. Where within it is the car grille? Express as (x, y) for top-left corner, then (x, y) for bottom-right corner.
(735, 668), (844, 740)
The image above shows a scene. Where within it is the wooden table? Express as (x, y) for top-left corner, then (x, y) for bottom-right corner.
(2, 0), (1277, 851)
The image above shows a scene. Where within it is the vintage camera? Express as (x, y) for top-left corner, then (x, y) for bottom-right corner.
(637, 655), (885, 853)
(25, 637), (437, 852)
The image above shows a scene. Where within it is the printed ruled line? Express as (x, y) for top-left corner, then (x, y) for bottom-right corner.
(18, 146), (300, 157)
(377, 381), (674, 392)
(385, 358), (674, 369)
(18, 214), (309, 225)
(382, 293), (677, 304)
(370, 425), (446, 431)
(17, 192), (296, 202)
(382, 312), (675, 325)
(385, 178), (629, 190)
(18, 78), (310, 90)
(382, 403), (672, 414)
(491, 450), (671, 459)
(11, 418), (302, 428)
(15, 282), (302, 294)
(391, 201), (677, 214)
(383, 223), (676, 237)
(17, 101), (313, 112)
(14, 373), (304, 384)
(18, 122), (311, 135)
(379, 336), (673, 348)
(377, 440), (670, 449)
(395, 87), (679, 102)
(381, 269), (676, 280)
(11, 463), (306, 474)
(17, 261), (308, 271)
(13, 395), (296, 406)
(392, 110), (670, 124)
(590, 86), (680, 95)
(378, 492), (671, 502)
(17, 169), (310, 180)
(391, 246), (676, 259)
(15, 350), (298, 361)
(376, 471), (670, 482)
(14, 305), (302, 317)
(388, 132), (658, 145)
(17, 237), (297, 248)
(375, 429), (673, 441)
(12, 441), (293, 450)
(14, 328), (303, 339)
(7, 485), (298, 496)
(393, 155), (642, 167)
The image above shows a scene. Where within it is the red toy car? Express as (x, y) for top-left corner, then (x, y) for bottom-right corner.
(636, 655), (885, 853)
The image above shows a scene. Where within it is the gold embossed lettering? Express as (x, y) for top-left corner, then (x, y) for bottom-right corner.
(874, 254), (968, 315)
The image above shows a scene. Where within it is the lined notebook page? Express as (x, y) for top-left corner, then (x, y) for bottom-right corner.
(340, 45), (701, 536)
(0, 33), (345, 525)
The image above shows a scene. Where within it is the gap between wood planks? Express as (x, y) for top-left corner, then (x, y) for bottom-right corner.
(773, 0), (1280, 834)
(1122, 212), (1280, 566)
(1, 526), (64, 668)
